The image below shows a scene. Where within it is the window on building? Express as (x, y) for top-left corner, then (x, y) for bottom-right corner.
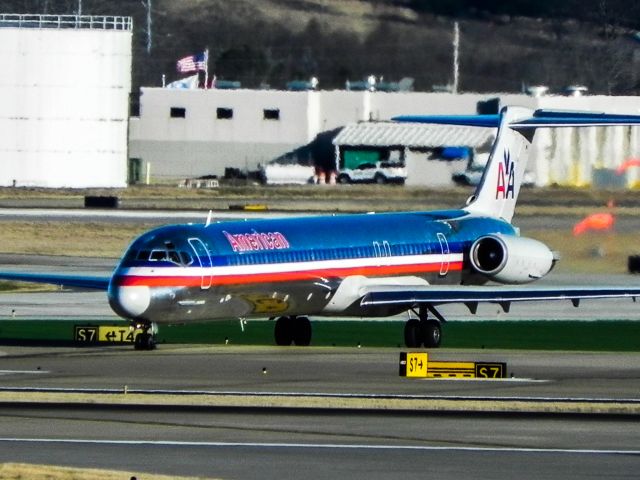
(263, 108), (280, 120)
(217, 108), (233, 119)
(170, 107), (186, 118)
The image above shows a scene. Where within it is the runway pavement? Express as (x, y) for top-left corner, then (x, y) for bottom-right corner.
(0, 406), (638, 480)
(0, 346), (639, 479)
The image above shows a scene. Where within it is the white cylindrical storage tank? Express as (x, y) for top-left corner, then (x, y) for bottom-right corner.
(0, 14), (132, 187)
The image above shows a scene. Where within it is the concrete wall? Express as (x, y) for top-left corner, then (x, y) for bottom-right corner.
(0, 16), (132, 188)
(130, 89), (513, 181)
(129, 87), (640, 187)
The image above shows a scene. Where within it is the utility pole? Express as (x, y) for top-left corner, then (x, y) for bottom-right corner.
(146, 0), (152, 54)
(77, 0), (82, 15)
(141, 0), (152, 54)
(452, 21), (460, 94)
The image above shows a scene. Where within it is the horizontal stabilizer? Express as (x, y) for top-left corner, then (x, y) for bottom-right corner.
(511, 109), (640, 128)
(394, 109), (640, 129)
(393, 114), (500, 128)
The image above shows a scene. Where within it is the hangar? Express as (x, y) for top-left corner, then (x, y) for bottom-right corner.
(0, 14), (132, 188)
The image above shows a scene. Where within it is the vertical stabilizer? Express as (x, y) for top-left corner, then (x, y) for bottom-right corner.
(393, 107), (640, 223)
(464, 106), (535, 221)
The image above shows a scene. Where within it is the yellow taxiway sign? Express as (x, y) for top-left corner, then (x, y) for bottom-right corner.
(399, 352), (506, 379)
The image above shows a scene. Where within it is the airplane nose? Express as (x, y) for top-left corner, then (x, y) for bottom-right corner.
(109, 285), (151, 318)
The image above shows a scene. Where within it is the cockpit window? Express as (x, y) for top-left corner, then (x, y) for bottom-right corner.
(180, 251), (193, 265)
(150, 250), (168, 261)
(129, 247), (194, 266)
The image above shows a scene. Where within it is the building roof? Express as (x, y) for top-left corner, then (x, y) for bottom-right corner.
(333, 121), (495, 148)
(0, 14), (132, 31)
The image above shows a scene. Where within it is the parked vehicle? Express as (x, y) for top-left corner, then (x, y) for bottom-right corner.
(337, 161), (406, 184)
(260, 164), (315, 185)
(337, 161), (407, 184)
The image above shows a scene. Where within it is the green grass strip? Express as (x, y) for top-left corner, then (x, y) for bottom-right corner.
(1, 319), (640, 351)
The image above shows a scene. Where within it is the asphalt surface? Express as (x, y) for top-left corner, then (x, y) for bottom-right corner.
(0, 406), (638, 480)
(0, 346), (639, 479)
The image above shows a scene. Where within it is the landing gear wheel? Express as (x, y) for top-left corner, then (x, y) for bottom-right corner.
(274, 316), (294, 346)
(293, 316), (312, 346)
(274, 316), (313, 346)
(422, 320), (442, 348)
(134, 332), (156, 351)
(404, 318), (423, 348)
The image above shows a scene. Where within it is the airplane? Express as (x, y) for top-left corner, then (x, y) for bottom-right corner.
(2, 105), (640, 350)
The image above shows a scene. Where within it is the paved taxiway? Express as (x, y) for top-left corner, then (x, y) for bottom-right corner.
(0, 406), (638, 480)
(2, 346), (640, 399)
(0, 346), (639, 479)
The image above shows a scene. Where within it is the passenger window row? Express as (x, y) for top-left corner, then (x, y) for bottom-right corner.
(228, 242), (434, 266)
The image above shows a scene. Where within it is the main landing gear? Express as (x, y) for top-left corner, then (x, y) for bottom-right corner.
(274, 316), (312, 346)
(404, 306), (442, 348)
(133, 321), (157, 351)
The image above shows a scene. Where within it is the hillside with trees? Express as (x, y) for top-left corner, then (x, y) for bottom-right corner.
(2, 0), (640, 95)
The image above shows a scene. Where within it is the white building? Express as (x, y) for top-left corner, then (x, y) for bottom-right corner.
(0, 14), (132, 188)
(128, 88), (525, 181)
(129, 86), (640, 188)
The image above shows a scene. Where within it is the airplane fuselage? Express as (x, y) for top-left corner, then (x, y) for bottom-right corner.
(108, 210), (516, 324)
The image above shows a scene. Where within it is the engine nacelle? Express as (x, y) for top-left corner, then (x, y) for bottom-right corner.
(470, 234), (556, 284)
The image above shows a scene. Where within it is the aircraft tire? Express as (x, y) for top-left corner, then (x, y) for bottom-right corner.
(274, 316), (294, 346)
(292, 316), (312, 346)
(134, 333), (145, 350)
(422, 320), (442, 348)
(134, 332), (156, 351)
(404, 319), (423, 348)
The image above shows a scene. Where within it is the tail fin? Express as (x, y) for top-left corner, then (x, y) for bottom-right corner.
(394, 107), (640, 222)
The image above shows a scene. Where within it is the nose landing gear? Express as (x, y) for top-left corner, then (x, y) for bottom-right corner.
(132, 321), (157, 351)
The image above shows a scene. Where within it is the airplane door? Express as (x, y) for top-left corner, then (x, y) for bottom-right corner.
(188, 238), (212, 289)
(437, 232), (450, 276)
(373, 241), (382, 263)
(382, 241), (391, 257)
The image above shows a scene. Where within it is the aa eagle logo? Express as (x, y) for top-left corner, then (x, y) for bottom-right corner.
(496, 149), (515, 199)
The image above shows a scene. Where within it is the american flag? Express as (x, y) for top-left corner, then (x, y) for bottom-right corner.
(176, 51), (208, 73)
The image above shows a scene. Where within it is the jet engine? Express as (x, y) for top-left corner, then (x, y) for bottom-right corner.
(469, 234), (556, 284)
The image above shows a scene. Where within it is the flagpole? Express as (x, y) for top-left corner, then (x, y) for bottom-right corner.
(204, 48), (209, 89)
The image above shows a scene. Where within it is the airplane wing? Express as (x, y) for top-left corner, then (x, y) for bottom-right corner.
(360, 285), (640, 313)
(0, 271), (110, 290)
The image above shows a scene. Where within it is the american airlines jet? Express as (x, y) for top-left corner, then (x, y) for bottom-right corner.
(3, 106), (640, 350)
